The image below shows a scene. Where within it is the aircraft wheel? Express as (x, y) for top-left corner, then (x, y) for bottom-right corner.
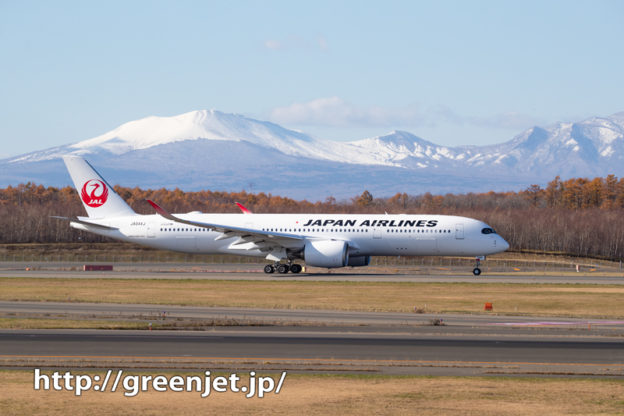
(472, 267), (481, 276)
(264, 264), (275, 274)
(277, 264), (290, 274)
(290, 264), (302, 274)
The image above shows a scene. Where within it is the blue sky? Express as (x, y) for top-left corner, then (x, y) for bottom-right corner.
(1, 0), (623, 157)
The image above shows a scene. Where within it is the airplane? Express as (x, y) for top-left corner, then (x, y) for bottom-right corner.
(56, 156), (510, 275)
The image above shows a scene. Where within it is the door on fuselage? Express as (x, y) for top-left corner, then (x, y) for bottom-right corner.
(455, 223), (464, 239)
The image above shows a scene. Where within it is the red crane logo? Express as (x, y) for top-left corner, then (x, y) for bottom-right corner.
(81, 179), (109, 208)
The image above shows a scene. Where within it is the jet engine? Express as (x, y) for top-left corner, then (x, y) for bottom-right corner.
(347, 255), (371, 267)
(304, 240), (349, 268)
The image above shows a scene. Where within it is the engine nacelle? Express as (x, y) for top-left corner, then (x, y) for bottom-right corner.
(304, 240), (349, 268)
(347, 255), (371, 267)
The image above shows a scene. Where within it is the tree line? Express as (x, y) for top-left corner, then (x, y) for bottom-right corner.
(1, 176), (624, 260)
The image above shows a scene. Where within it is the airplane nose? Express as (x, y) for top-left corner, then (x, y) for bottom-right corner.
(500, 237), (510, 251)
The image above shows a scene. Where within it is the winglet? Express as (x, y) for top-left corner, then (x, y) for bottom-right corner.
(146, 199), (178, 221)
(235, 202), (252, 214)
(146, 199), (216, 231)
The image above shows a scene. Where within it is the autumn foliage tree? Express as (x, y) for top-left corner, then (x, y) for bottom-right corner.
(2, 175), (624, 260)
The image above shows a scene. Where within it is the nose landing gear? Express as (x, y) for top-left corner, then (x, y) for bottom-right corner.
(473, 256), (484, 276)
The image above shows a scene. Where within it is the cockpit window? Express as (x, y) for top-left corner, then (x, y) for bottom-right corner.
(481, 228), (496, 234)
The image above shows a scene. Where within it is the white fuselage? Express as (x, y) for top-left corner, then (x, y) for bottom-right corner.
(71, 213), (509, 258)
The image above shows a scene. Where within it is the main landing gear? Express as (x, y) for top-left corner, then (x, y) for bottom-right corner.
(263, 262), (303, 274)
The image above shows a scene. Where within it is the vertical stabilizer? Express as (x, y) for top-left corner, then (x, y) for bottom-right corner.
(63, 156), (136, 218)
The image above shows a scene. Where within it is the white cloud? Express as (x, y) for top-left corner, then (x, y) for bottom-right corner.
(270, 97), (427, 128)
(429, 106), (543, 130)
(471, 112), (545, 130)
(264, 40), (282, 50)
(269, 97), (543, 135)
(317, 36), (328, 51)
(263, 35), (328, 51)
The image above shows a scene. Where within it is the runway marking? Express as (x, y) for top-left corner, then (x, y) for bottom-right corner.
(491, 320), (624, 326)
(2, 354), (623, 368)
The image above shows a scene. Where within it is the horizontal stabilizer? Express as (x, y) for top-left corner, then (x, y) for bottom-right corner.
(51, 216), (119, 230)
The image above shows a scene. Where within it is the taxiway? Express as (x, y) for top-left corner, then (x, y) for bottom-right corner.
(1, 301), (624, 376)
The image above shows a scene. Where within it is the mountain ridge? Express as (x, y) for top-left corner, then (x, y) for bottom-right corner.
(2, 109), (624, 199)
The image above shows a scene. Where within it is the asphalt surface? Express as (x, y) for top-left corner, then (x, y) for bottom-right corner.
(2, 328), (623, 376)
(2, 301), (624, 376)
(2, 263), (624, 376)
(1, 262), (623, 284)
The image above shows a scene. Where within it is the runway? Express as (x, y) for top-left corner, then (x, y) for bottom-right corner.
(1, 262), (623, 284)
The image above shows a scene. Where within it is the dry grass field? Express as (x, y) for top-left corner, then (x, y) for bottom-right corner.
(2, 278), (624, 318)
(0, 318), (150, 330)
(1, 370), (624, 415)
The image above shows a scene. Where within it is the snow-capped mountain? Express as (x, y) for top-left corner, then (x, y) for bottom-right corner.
(8, 110), (413, 168)
(454, 113), (624, 177)
(1, 110), (624, 199)
(10, 110), (315, 162)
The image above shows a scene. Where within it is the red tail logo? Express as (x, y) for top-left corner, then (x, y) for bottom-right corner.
(81, 179), (109, 208)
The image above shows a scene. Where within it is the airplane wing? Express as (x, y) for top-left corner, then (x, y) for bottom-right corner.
(146, 200), (305, 254)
